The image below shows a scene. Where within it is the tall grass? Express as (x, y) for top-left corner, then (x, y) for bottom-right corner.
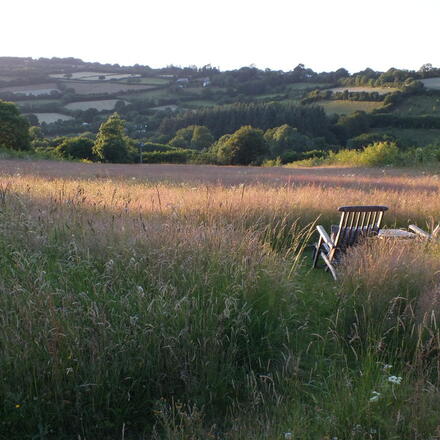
(0, 170), (439, 438)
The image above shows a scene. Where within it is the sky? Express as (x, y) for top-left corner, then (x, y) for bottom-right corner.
(3, 0), (440, 73)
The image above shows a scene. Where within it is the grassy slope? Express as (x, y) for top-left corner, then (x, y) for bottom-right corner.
(390, 94), (440, 116)
(371, 127), (440, 147)
(0, 163), (440, 439)
(314, 100), (384, 115)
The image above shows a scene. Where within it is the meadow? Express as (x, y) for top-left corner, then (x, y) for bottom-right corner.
(0, 160), (439, 439)
(390, 94), (440, 116)
(421, 78), (440, 90)
(64, 99), (126, 111)
(31, 113), (74, 124)
(62, 81), (154, 95)
(329, 86), (398, 95)
(313, 100), (384, 115)
(0, 83), (60, 96)
(49, 72), (141, 81)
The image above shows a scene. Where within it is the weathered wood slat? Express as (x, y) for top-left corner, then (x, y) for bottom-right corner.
(313, 205), (388, 280)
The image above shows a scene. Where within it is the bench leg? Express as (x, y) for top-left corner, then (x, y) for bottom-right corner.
(312, 236), (323, 268)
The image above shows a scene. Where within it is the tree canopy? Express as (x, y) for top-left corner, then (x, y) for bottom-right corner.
(169, 125), (214, 150)
(93, 113), (130, 163)
(0, 100), (30, 150)
(214, 125), (268, 165)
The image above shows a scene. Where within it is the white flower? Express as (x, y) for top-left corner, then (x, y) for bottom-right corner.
(383, 364), (392, 371)
(284, 433), (292, 440)
(136, 285), (144, 294)
(369, 391), (381, 402)
(388, 375), (402, 385)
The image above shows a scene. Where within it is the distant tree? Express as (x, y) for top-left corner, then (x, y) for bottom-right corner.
(29, 126), (43, 141)
(264, 124), (312, 155)
(0, 100), (30, 150)
(190, 125), (214, 149)
(93, 113), (130, 162)
(25, 113), (39, 126)
(169, 125), (214, 150)
(57, 136), (95, 160)
(336, 111), (370, 141)
(215, 125), (268, 165)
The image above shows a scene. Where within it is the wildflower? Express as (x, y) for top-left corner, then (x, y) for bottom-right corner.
(388, 375), (402, 385)
(15, 404), (21, 409)
(383, 364), (392, 371)
(369, 391), (381, 402)
(136, 286), (144, 294)
(284, 433), (292, 440)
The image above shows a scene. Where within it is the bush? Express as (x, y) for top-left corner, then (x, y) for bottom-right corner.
(142, 148), (197, 163)
(286, 142), (400, 167)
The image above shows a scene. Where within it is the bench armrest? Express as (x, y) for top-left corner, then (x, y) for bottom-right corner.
(408, 224), (431, 239)
(316, 225), (335, 249)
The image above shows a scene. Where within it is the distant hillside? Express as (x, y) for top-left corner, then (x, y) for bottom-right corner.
(2, 57), (440, 155)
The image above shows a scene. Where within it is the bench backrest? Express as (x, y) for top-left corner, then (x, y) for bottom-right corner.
(334, 205), (388, 250)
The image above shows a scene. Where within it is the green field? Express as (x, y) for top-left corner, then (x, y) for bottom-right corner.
(29, 112), (73, 123)
(391, 94), (440, 116)
(136, 77), (171, 85)
(314, 100), (384, 115)
(329, 86), (398, 94)
(1, 163), (440, 438)
(65, 99), (126, 111)
(183, 99), (217, 107)
(371, 127), (440, 147)
(421, 77), (440, 90)
(63, 81), (153, 95)
(286, 82), (327, 90)
(15, 99), (60, 106)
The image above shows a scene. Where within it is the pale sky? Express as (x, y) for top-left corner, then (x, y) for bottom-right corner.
(3, 0), (439, 73)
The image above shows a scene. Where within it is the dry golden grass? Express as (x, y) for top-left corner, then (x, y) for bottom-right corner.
(1, 161), (439, 229)
(1, 160), (440, 438)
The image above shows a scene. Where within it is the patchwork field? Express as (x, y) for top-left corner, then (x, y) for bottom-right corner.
(391, 94), (440, 116)
(49, 71), (141, 81)
(421, 77), (440, 90)
(151, 104), (179, 111)
(371, 127), (440, 147)
(63, 81), (154, 95)
(183, 99), (217, 107)
(286, 82), (328, 90)
(136, 77), (171, 85)
(1, 160), (439, 438)
(0, 83), (60, 96)
(28, 112), (73, 123)
(329, 86), (398, 94)
(314, 99), (384, 114)
(64, 99), (127, 111)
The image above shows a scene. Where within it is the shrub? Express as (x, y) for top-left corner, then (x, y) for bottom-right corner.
(142, 148), (197, 163)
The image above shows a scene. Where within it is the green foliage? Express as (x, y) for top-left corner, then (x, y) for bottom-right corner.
(142, 148), (196, 163)
(290, 142), (400, 167)
(169, 125), (214, 150)
(347, 132), (394, 149)
(335, 110), (370, 140)
(160, 102), (333, 140)
(214, 125), (268, 165)
(0, 100), (30, 150)
(93, 113), (130, 163)
(56, 136), (95, 160)
(264, 124), (312, 156)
